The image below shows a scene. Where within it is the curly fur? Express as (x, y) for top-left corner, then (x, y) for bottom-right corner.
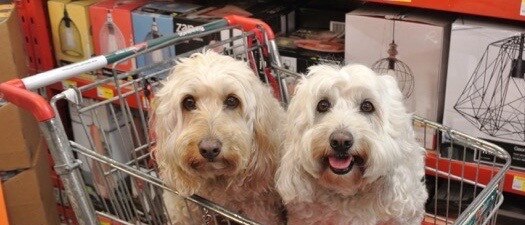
(154, 51), (285, 224)
(275, 64), (427, 225)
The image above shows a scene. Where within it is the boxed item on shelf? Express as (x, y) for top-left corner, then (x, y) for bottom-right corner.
(247, 2), (296, 35)
(345, 6), (453, 149)
(442, 19), (525, 171)
(0, 103), (41, 171)
(131, 2), (194, 67)
(90, 0), (147, 72)
(48, 0), (100, 66)
(277, 28), (345, 74)
(2, 138), (60, 225)
(0, 3), (30, 82)
(68, 100), (134, 198)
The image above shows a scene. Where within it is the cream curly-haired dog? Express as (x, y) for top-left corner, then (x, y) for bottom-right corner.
(154, 51), (285, 224)
(276, 64), (427, 225)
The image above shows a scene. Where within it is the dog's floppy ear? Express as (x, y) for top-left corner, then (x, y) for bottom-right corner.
(153, 72), (202, 196)
(377, 75), (413, 136)
(376, 74), (427, 212)
(275, 140), (314, 203)
(242, 79), (284, 190)
(275, 79), (314, 203)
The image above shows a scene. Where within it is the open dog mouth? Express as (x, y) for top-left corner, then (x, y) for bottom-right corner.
(325, 154), (365, 175)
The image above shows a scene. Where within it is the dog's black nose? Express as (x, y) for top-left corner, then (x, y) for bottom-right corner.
(199, 138), (222, 160)
(329, 131), (353, 152)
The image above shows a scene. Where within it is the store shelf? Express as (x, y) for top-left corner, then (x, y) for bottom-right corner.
(367, 0), (525, 22)
(14, 0), (55, 73)
(426, 150), (525, 196)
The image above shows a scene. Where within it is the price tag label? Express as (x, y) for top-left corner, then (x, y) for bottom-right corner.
(512, 176), (525, 192)
(521, 0), (525, 16)
(97, 86), (114, 99)
(62, 80), (77, 88)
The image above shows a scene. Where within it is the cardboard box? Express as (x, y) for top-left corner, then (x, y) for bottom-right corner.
(68, 100), (133, 199)
(345, 7), (452, 149)
(2, 138), (60, 225)
(90, 0), (147, 72)
(68, 100), (133, 171)
(132, 2), (187, 67)
(0, 103), (41, 171)
(48, 0), (100, 66)
(0, 4), (30, 82)
(442, 19), (525, 170)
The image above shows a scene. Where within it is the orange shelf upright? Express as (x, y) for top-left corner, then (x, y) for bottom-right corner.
(367, 0), (525, 22)
(14, 0), (56, 73)
(0, 183), (9, 225)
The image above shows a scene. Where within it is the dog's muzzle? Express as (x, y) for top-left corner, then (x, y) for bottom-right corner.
(326, 130), (360, 175)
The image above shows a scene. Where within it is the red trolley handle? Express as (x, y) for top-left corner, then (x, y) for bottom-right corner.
(224, 15), (276, 40)
(0, 79), (55, 122)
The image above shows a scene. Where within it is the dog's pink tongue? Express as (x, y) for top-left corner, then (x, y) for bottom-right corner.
(328, 156), (353, 169)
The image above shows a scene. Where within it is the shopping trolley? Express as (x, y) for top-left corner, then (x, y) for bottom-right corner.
(0, 15), (510, 225)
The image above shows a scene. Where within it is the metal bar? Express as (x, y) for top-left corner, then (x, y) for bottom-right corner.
(39, 117), (98, 225)
(20, 19), (230, 91)
(69, 142), (260, 225)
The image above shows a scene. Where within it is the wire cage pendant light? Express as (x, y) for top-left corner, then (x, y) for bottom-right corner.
(371, 20), (415, 99)
(454, 33), (525, 141)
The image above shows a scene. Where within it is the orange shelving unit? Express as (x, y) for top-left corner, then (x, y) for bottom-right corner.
(426, 151), (525, 196)
(14, 0), (56, 73)
(0, 183), (9, 225)
(367, 0), (525, 22)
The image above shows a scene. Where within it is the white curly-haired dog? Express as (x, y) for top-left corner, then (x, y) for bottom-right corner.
(154, 51), (285, 224)
(276, 64), (427, 225)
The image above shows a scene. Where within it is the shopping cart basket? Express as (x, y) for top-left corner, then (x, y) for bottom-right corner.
(0, 15), (510, 225)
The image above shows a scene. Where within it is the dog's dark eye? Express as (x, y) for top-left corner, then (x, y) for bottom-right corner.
(225, 95), (240, 109)
(360, 100), (375, 113)
(316, 99), (331, 113)
(182, 96), (197, 111)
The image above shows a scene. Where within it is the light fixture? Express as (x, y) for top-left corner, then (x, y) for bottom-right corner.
(59, 7), (83, 57)
(371, 20), (415, 99)
(143, 17), (173, 64)
(455, 33), (525, 141)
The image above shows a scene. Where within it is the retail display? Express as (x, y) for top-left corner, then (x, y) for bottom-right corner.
(455, 34), (525, 141)
(132, 2), (188, 67)
(371, 20), (415, 99)
(345, 6), (452, 149)
(2, 1), (525, 224)
(443, 19), (525, 170)
(48, 0), (99, 65)
(90, 0), (147, 71)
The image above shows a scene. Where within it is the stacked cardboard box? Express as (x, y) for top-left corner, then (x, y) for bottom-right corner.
(48, 0), (100, 66)
(345, 6), (453, 149)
